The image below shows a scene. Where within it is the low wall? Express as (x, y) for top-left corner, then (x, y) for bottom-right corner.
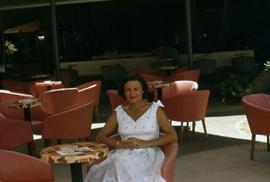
(60, 49), (254, 76)
(192, 49), (254, 67)
(61, 55), (160, 76)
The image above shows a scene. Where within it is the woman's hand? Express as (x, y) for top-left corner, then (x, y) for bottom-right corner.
(116, 138), (147, 149)
(127, 137), (148, 148)
(118, 140), (135, 149)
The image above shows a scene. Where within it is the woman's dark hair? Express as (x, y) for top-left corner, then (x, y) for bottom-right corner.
(119, 74), (150, 101)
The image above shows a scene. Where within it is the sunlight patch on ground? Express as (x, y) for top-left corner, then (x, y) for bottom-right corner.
(174, 114), (267, 143)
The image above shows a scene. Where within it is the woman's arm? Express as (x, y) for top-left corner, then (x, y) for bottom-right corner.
(96, 112), (119, 148)
(96, 112), (134, 149)
(128, 107), (178, 148)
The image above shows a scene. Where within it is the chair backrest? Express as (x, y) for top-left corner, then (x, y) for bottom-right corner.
(76, 80), (102, 106)
(42, 102), (94, 140)
(242, 94), (270, 134)
(30, 81), (64, 98)
(0, 150), (55, 182)
(40, 88), (78, 115)
(0, 90), (34, 104)
(162, 90), (210, 121)
(171, 67), (188, 74)
(0, 90), (46, 122)
(107, 89), (128, 111)
(0, 117), (33, 150)
(162, 80), (198, 99)
(166, 69), (200, 82)
(2, 80), (27, 93)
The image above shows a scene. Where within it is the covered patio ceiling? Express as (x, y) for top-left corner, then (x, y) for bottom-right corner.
(0, 0), (193, 79)
(0, 0), (113, 11)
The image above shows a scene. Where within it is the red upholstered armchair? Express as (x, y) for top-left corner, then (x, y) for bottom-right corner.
(0, 89), (34, 103)
(161, 141), (179, 182)
(2, 80), (28, 93)
(0, 90), (47, 133)
(0, 116), (35, 155)
(107, 89), (128, 111)
(0, 150), (55, 182)
(40, 88), (78, 115)
(162, 80), (198, 99)
(162, 90), (210, 142)
(109, 134), (178, 182)
(30, 81), (64, 98)
(76, 80), (102, 120)
(242, 93), (270, 160)
(42, 102), (94, 141)
(166, 69), (200, 82)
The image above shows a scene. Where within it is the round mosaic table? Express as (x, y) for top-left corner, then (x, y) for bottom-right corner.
(148, 81), (173, 100)
(36, 80), (63, 90)
(40, 142), (108, 182)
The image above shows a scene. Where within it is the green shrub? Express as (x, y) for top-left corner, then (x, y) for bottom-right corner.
(220, 74), (256, 103)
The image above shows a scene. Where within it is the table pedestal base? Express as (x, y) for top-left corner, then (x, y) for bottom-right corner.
(70, 163), (83, 182)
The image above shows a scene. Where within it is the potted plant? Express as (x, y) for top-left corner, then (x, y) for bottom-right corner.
(252, 60), (270, 94)
(220, 73), (256, 104)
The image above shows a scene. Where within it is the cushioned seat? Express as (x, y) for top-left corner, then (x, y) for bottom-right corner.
(0, 116), (35, 155)
(0, 150), (55, 181)
(242, 93), (270, 160)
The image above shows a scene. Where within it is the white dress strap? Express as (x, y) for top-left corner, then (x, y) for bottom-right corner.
(114, 105), (123, 112)
(153, 100), (164, 108)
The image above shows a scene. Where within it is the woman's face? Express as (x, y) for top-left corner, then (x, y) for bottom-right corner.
(124, 80), (144, 104)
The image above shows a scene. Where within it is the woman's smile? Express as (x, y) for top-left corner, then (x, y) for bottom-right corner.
(124, 80), (143, 103)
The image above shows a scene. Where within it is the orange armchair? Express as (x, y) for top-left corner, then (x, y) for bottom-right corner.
(162, 80), (198, 99)
(40, 88), (78, 115)
(42, 102), (94, 141)
(0, 150), (54, 181)
(76, 80), (102, 119)
(162, 90), (210, 142)
(161, 141), (179, 182)
(0, 116), (35, 155)
(107, 89), (128, 111)
(0, 89), (34, 104)
(2, 80), (28, 93)
(30, 81), (64, 98)
(166, 69), (200, 82)
(242, 93), (270, 160)
(0, 90), (46, 134)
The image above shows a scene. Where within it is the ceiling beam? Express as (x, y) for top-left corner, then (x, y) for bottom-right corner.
(0, 0), (113, 11)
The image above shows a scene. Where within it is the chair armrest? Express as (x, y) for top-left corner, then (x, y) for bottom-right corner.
(0, 118), (33, 149)
(160, 141), (179, 182)
(42, 102), (94, 139)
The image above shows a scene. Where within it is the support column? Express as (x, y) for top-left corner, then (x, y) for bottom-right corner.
(185, 0), (193, 70)
(0, 12), (6, 88)
(49, 0), (61, 80)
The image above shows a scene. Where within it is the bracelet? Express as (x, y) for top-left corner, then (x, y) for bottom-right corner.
(116, 140), (121, 148)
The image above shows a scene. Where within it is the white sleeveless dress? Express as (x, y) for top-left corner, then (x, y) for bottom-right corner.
(84, 102), (165, 182)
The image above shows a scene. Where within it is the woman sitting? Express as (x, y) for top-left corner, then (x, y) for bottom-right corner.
(84, 74), (178, 182)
